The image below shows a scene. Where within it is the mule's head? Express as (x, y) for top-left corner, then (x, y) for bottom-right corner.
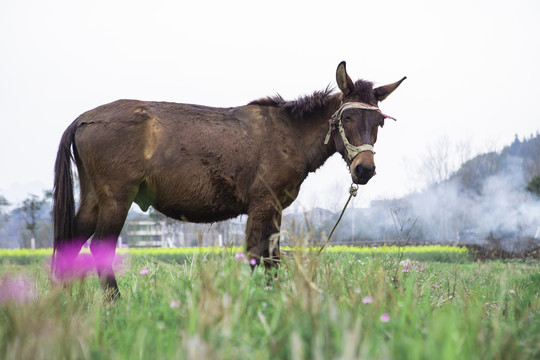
(333, 61), (405, 185)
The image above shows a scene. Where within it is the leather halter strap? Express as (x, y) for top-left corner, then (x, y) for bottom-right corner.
(324, 102), (396, 162)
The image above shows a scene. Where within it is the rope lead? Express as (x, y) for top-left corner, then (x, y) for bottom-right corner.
(317, 183), (358, 255)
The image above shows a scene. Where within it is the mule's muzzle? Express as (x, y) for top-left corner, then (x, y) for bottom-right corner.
(352, 163), (376, 185)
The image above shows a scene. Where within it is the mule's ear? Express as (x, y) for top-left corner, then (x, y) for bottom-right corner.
(336, 61), (355, 96)
(374, 76), (407, 102)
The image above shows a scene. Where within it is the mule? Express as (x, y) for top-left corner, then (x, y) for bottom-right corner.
(53, 61), (405, 298)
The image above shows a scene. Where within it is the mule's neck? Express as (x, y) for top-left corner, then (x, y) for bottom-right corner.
(298, 94), (342, 173)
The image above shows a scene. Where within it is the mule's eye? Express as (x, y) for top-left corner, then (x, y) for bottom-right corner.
(344, 116), (351, 122)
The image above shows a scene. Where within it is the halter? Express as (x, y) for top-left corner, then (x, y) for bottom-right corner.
(324, 102), (396, 162)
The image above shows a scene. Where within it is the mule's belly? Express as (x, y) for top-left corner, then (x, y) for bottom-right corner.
(150, 185), (248, 223)
(136, 169), (250, 223)
(152, 203), (244, 223)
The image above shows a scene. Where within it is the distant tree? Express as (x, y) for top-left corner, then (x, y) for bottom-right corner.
(526, 175), (540, 197)
(0, 194), (9, 230)
(14, 191), (52, 248)
(508, 134), (521, 156)
(523, 134), (540, 180)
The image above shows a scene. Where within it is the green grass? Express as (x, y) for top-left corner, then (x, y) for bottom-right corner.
(0, 247), (538, 359)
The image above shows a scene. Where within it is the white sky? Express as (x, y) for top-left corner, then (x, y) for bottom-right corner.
(1, 0), (539, 211)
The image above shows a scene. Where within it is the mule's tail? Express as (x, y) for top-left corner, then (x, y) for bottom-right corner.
(52, 121), (78, 274)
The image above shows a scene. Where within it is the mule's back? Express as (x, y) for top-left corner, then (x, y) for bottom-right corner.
(73, 100), (265, 223)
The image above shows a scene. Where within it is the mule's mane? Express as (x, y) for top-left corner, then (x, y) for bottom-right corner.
(249, 80), (375, 118)
(249, 85), (334, 119)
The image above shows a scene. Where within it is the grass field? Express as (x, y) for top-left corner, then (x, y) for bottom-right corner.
(0, 246), (539, 359)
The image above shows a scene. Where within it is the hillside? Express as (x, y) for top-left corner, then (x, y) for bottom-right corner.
(452, 133), (540, 195)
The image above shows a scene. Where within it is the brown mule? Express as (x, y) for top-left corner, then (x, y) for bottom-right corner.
(52, 61), (405, 297)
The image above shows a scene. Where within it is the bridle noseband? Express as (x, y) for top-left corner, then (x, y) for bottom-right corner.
(324, 102), (396, 162)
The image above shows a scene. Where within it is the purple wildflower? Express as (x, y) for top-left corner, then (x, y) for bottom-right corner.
(380, 313), (390, 322)
(362, 296), (373, 304)
(169, 300), (181, 308)
(0, 274), (36, 304)
(139, 267), (149, 275)
(249, 258), (258, 266)
(235, 252), (245, 261)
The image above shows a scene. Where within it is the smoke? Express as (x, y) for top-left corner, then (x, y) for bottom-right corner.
(336, 153), (540, 251)
(475, 159), (539, 237)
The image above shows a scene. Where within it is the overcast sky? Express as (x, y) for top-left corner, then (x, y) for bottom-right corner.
(1, 0), (539, 211)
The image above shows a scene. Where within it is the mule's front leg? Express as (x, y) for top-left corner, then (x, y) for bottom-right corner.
(245, 208), (282, 269)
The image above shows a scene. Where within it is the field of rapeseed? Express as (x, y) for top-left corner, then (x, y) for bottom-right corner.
(0, 244), (471, 265)
(0, 246), (538, 359)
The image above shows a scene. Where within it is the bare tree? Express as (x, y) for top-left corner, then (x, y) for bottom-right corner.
(422, 135), (479, 187)
(455, 136), (473, 169)
(422, 135), (455, 185)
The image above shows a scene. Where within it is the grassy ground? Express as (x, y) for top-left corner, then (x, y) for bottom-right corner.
(0, 247), (539, 359)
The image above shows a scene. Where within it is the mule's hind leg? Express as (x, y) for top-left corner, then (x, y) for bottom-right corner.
(90, 189), (134, 299)
(55, 194), (98, 280)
